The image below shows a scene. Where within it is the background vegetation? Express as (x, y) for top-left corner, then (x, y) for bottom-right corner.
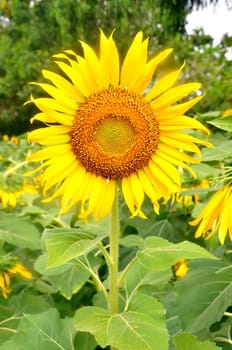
(0, 0), (231, 135)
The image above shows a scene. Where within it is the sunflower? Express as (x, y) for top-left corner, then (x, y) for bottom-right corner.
(190, 185), (232, 244)
(0, 180), (38, 209)
(0, 262), (32, 299)
(27, 30), (211, 220)
(175, 178), (209, 206)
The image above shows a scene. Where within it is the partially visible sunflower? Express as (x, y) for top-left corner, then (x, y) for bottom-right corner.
(27, 30), (212, 220)
(172, 259), (188, 278)
(190, 184), (232, 244)
(175, 178), (209, 206)
(222, 108), (232, 117)
(0, 262), (32, 299)
(0, 180), (38, 208)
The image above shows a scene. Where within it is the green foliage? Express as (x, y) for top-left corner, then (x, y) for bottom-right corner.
(0, 0), (231, 135)
(0, 127), (232, 349)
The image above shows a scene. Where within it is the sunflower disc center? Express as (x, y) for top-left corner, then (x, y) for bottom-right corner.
(71, 87), (160, 179)
(94, 115), (136, 157)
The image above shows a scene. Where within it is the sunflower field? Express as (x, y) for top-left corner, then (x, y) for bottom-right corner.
(0, 1), (232, 350)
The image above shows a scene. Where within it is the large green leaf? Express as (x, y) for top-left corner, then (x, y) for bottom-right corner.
(0, 309), (76, 350)
(190, 163), (221, 179)
(43, 227), (107, 267)
(208, 116), (232, 131)
(75, 294), (169, 350)
(124, 258), (172, 297)
(138, 237), (216, 270)
(74, 332), (97, 350)
(35, 254), (102, 299)
(123, 237), (215, 298)
(173, 332), (221, 350)
(74, 306), (110, 347)
(175, 259), (232, 333)
(201, 140), (232, 161)
(0, 291), (50, 344)
(0, 212), (41, 249)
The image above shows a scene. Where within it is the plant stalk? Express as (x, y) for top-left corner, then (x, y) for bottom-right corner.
(109, 188), (120, 350)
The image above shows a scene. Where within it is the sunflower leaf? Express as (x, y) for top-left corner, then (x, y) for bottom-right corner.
(138, 237), (216, 270)
(0, 309), (76, 350)
(174, 259), (232, 333)
(123, 238), (215, 298)
(207, 116), (232, 131)
(35, 254), (91, 299)
(0, 212), (41, 249)
(173, 332), (221, 350)
(74, 294), (169, 350)
(43, 227), (107, 267)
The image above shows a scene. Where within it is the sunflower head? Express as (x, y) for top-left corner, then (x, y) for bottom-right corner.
(27, 30), (212, 221)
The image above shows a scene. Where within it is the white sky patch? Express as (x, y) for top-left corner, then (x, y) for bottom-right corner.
(186, 1), (232, 45)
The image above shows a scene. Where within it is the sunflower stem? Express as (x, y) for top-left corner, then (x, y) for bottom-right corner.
(109, 188), (119, 350)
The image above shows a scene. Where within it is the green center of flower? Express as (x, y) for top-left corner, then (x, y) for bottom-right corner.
(94, 115), (136, 157)
(70, 87), (160, 179)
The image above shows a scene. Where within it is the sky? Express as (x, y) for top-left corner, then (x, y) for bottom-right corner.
(186, 0), (232, 45)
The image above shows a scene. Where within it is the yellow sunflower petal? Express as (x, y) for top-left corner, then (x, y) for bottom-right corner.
(156, 147), (197, 178)
(146, 62), (185, 101)
(158, 115), (210, 135)
(158, 95), (203, 118)
(28, 125), (70, 145)
(94, 180), (116, 219)
(31, 83), (78, 110)
(79, 175), (104, 221)
(30, 96), (76, 114)
(80, 40), (106, 89)
(120, 32), (147, 88)
(131, 48), (173, 94)
(99, 30), (120, 87)
(129, 173), (147, 218)
(137, 169), (160, 214)
(42, 152), (77, 194)
(151, 83), (201, 110)
(42, 69), (84, 102)
(54, 60), (92, 97)
(27, 144), (71, 162)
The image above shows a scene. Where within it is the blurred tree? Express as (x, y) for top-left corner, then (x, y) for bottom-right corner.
(158, 0), (221, 35)
(0, 0), (231, 135)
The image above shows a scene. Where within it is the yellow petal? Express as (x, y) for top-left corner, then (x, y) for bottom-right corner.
(55, 60), (93, 97)
(158, 115), (210, 135)
(120, 32), (147, 88)
(137, 169), (160, 214)
(27, 144), (71, 162)
(31, 83), (78, 110)
(80, 40), (106, 89)
(29, 96), (76, 114)
(158, 95), (203, 117)
(129, 173), (146, 218)
(42, 153), (77, 194)
(95, 180), (116, 219)
(131, 48), (173, 94)
(152, 155), (180, 186)
(151, 83), (201, 111)
(146, 62), (185, 101)
(42, 69), (84, 102)
(99, 30), (120, 87)
(28, 125), (70, 145)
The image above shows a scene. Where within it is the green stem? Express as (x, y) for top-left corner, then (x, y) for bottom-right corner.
(109, 189), (119, 314)
(109, 189), (120, 350)
(3, 160), (28, 178)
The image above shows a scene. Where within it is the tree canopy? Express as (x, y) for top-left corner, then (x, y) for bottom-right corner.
(0, 0), (231, 135)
